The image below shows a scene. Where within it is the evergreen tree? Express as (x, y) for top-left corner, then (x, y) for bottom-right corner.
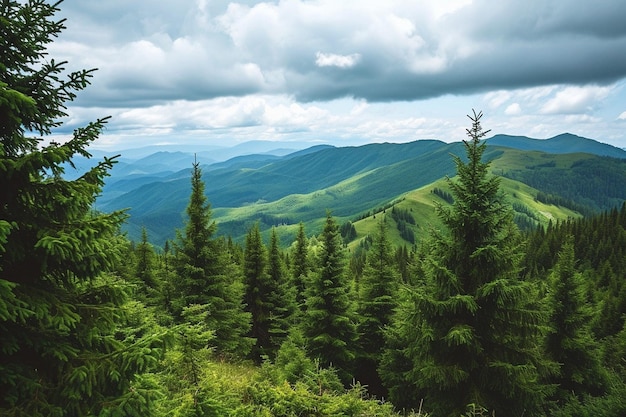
(243, 222), (271, 362)
(291, 222), (309, 312)
(135, 226), (158, 293)
(173, 161), (252, 356)
(356, 216), (399, 396)
(302, 212), (358, 381)
(382, 111), (554, 416)
(0, 1), (166, 414)
(266, 227), (296, 351)
(546, 237), (606, 403)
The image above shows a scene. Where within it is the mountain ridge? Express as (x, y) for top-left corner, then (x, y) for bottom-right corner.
(487, 133), (626, 158)
(93, 133), (626, 245)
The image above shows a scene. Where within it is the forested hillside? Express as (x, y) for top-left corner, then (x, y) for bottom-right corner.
(97, 137), (626, 246)
(2, 2), (626, 417)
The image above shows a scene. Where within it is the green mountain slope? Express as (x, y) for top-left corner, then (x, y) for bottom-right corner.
(487, 133), (626, 158)
(96, 135), (626, 246)
(348, 176), (582, 252)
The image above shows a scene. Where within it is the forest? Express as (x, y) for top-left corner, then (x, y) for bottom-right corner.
(2, 1), (626, 416)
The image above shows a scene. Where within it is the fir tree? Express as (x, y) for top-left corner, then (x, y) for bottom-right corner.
(0, 1), (167, 414)
(382, 110), (555, 416)
(173, 161), (252, 356)
(302, 211), (358, 381)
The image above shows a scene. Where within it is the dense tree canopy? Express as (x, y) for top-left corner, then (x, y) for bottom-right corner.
(302, 212), (358, 381)
(0, 1), (167, 415)
(2, 3), (626, 416)
(382, 111), (555, 417)
(172, 161), (252, 356)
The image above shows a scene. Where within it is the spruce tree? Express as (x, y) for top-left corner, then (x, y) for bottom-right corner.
(302, 212), (358, 381)
(356, 216), (399, 395)
(243, 222), (271, 362)
(266, 227), (296, 351)
(291, 222), (309, 312)
(135, 226), (158, 293)
(382, 111), (554, 416)
(173, 161), (252, 356)
(546, 237), (606, 403)
(0, 1), (166, 414)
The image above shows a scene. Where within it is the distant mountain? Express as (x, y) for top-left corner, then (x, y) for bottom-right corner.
(92, 134), (626, 246)
(90, 139), (312, 161)
(487, 133), (626, 159)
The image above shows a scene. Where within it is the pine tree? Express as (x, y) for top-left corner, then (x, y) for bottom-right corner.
(173, 161), (252, 356)
(302, 212), (358, 381)
(356, 216), (399, 396)
(546, 237), (606, 403)
(382, 111), (554, 416)
(0, 1), (167, 414)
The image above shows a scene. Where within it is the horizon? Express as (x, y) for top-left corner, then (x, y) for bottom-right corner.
(89, 132), (625, 157)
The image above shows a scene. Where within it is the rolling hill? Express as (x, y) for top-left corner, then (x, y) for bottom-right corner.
(93, 134), (626, 247)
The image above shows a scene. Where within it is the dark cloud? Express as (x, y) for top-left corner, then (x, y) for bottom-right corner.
(53, 1), (626, 107)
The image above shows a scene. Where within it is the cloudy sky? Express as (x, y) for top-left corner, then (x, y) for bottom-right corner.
(50, 0), (626, 150)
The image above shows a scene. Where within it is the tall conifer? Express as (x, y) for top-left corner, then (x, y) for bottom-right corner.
(382, 111), (554, 416)
(546, 237), (606, 403)
(302, 212), (358, 381)
(266, 228), (296, 350)
(173, 161), (252, 356)
(0, 1), (166, 414)
(135, 226), (158, 293)
(356, 216), (399, 395)
(243, 222), (271, 361)
(291, 222), (309, 312)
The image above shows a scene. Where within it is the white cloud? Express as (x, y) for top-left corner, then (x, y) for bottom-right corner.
(541, 85), (613, 114)
(505, 103), (522, 115)
(315, 52), (361, 68)
(41, 1), (626, 149)
(484, 90), (512, 108)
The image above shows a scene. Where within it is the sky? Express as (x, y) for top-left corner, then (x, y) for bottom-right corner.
(49, 0), (626, 150)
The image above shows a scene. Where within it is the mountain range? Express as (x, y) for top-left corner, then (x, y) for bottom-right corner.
(89, 134), (626, 247)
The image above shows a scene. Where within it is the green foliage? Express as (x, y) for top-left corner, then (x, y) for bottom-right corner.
(382, 111), (555, 417)
(355, 216), (400, 395)
(265, 228), (296, 352)
(243, 224), (294, 362)
(340, 220), (358, 244)
(545, 237), (607, 402)
(172, 161), (252, 357)
(432, 187), (454, 205)
(0, 1), (169, 415)
(134, 227), (160, 303)
(290, 222), (309, 312)
(302, 212), (358, 382)
(505, 156), (626, 215)
(244, 223), (270, 361)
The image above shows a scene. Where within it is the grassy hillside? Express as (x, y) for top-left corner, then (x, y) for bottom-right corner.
(346, 175), (581, 252)
(96, 137), (626, 247)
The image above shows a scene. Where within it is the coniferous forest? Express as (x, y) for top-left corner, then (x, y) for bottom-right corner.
(2, 2), (626, 416)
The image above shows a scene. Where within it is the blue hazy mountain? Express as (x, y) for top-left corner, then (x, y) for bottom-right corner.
(90, 134), (626, 245)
